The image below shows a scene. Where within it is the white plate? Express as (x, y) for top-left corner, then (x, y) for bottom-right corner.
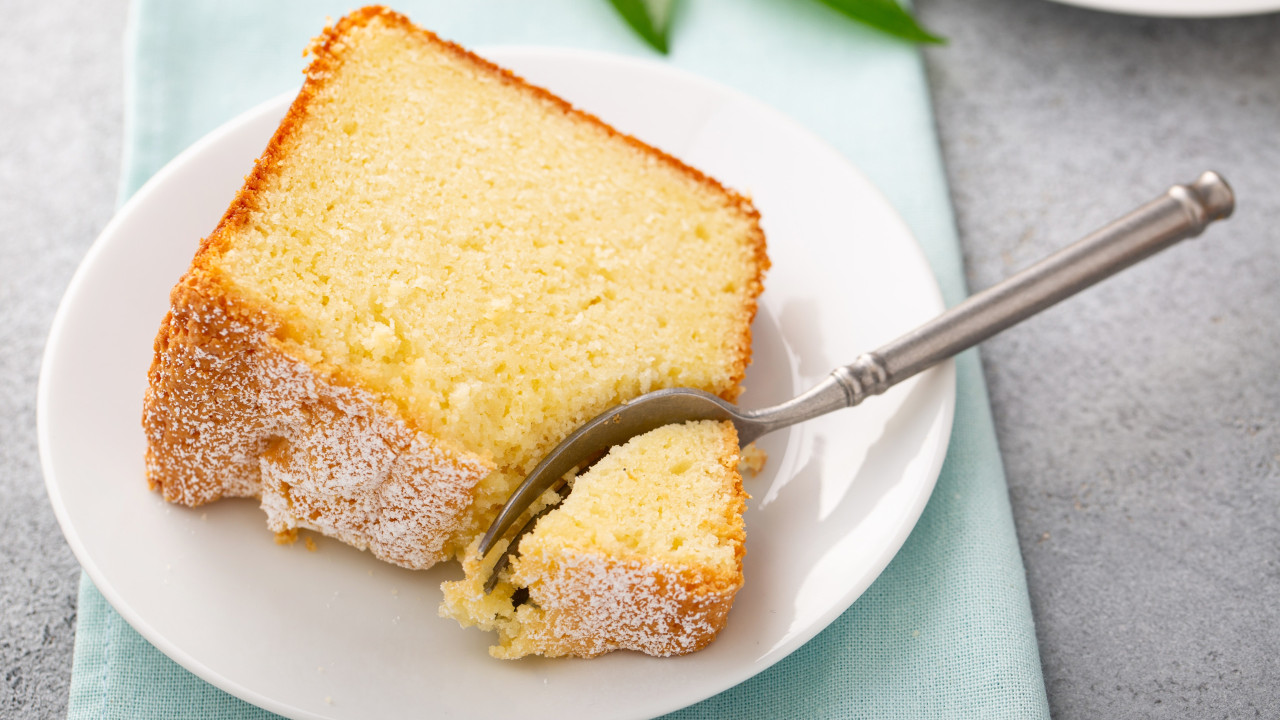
(1047, 0), (1280, 15)
(40, 48), (954, 719)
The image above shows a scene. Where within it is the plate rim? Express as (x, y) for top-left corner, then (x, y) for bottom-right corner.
(39, 45), (956, 719)
(36, 87), (327, 719)
(1045, 0), (1280, 16)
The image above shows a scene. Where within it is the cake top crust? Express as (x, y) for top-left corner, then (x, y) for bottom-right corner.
(186, 6), (768, 484)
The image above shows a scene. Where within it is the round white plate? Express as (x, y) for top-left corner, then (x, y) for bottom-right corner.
(40, 48), (954, 719)
(1047, 0), (1280, 15)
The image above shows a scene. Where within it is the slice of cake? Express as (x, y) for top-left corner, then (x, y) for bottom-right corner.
(441, 420), (747, 658)
(142, 6), (768, 571)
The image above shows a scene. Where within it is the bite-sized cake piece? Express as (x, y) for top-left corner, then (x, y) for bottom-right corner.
(142, 6), (768, 570)
(441, 420), (747, 658)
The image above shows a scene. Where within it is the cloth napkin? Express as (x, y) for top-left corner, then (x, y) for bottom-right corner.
(68, 1), (1050, 717)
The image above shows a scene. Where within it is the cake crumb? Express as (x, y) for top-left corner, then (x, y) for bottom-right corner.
(739, 443), (767, 476)
(274, 528), (299, 545)
(305, 535), (318, 552)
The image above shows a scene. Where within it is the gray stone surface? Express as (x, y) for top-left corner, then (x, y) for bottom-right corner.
(1, 0), (1276, 718)
(0, 2), (126, 719)
(917, 0), (1280, 717)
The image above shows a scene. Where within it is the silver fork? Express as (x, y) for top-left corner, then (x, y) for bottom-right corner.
(477, 171), (1235, 577)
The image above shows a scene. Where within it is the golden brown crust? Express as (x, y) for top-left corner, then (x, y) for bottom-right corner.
(199, 5), (767, 399)
(509, 555), (742, 658)
(144, 276), (281, 506)
(186, 4), (766, 412)
(143, 272), (493, 569)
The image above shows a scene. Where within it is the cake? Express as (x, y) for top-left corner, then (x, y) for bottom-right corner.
(142, 6), (768, 573)
(441, 420), (747, 658)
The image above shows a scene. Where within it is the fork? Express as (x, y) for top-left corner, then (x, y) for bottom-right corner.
(477, 171), (1235, 574)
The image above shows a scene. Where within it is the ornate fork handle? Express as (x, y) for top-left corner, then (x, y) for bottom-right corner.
(738, 171), (1235, 444)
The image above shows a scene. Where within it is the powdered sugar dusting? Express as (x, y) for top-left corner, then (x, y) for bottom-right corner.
(500, 550), (741, 658)
(144, 280), (491, 569)
(439, 422), (747, 659)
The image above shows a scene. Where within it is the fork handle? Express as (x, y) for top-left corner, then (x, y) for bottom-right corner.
(744, 172), (1235, 441)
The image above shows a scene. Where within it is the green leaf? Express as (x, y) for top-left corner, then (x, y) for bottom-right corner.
(608, 0), (678, 54)
(814, 0), (946, 45)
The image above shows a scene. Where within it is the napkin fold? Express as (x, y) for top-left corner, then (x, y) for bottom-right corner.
(69, 1), (1050, 717)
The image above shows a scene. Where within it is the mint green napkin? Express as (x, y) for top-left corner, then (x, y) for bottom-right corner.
(69, 1), (1050, 717)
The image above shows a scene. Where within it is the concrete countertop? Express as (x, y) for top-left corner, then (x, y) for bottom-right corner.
(2, 0), (1275, 717)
